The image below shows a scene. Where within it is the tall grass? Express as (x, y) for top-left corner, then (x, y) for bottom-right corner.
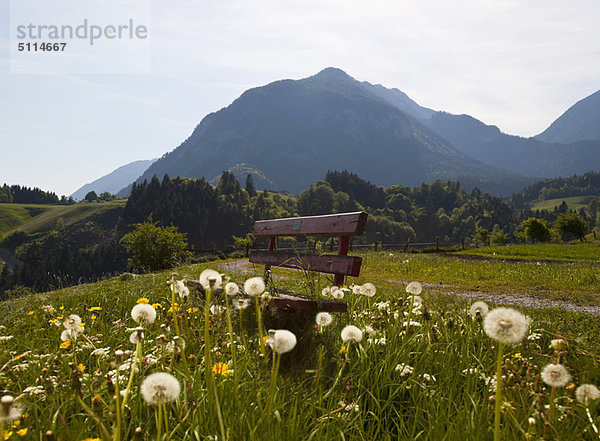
(0, 257), (598, 440)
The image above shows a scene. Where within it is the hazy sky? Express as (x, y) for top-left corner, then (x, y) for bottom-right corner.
(1, 0), (599, 196)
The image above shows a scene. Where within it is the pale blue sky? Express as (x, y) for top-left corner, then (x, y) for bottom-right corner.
(1, 0), (600, 196)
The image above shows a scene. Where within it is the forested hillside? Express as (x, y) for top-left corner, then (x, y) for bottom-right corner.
(2, 171), (597, 299)
(509, 171), (600, 208)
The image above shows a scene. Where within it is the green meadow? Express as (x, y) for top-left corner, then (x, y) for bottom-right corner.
(0, 201), (126, 239)
(0, 245), (599, 440)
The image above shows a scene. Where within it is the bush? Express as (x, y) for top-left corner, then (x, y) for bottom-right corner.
(121, 216), (192, 272)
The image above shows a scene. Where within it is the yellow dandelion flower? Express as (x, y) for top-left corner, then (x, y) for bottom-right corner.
(80, 438), (101, 441)
(88, 306), (102, 312)
(13, 355), (21, 361)
(152, 303), (162, 309)
(59, 306), (64, 310)
(91, 394), (102, 406)
(27, 311), (34, 316)
(49, 319), (57, 325)
(339, 345), (347, 356)
(77, 323), (85, 328)
(60, 341), (71, 349)
(187, 307), (199, 314)
(48, 308), (54, 313)
(136, 297), (149, 304)
(11, 421), (20, 428)
(212, 362), (230, 376)
(513, 353), (521, 358)
(4, 431), (13, 440)
(16, 429), (27, 437)
(91, 315), (97, 320)
(77, 363), (86, 372)
(567, 382), (576, 391)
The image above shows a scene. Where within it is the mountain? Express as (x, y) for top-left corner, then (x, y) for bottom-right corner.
(126, 68), (522, 195)
(71, 159), (156, 200)
(536, 90), (600, 143)
(368, 83), (600, 179)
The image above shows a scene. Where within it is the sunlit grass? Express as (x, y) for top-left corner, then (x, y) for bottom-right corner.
(0, 255), (599, 440)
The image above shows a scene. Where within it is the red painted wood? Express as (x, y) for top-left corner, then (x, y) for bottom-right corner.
(268, 236), (277, 251)
(249, 250), (362, 277)
(253, 212), (367, 237)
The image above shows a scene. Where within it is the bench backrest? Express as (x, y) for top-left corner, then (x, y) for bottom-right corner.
(249, 211), (368, 286)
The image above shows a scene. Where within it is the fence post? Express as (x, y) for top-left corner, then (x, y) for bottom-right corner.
(435, 236), (440, 251)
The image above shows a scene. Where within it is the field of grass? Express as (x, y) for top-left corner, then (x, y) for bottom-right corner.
(530, 195), (598, 212)
(0, 201), (126, 240)
(1, 250), (600, 440)
(456, 242), (600, 263)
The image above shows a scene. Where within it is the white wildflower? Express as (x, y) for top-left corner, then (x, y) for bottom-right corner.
(131, 303), (157, 325)
(483, 307), (528, 344)
(332, 289), (344, 300)
(315, 312), (333, 327)
(469, 301), (489, 318)
(225, 282), (240, 296)
(199, 269), (223, 290)
(63, 314), (82, 330)
(91, 348), (110, 358)
(244, 277), (265, 296)
(140, 372), (181, 405)
(541, 363), (571, 388)
(364, 325), (375, 336)
(233, 298), (251, 310)
(0, 395), (23, 423)
(210, 305), (225, 315)
(173, 280), (189, 299)
(395, 363), (413, 376)
(266, 329), (297, 354)
(341, 325), (363, 343)
(360, 283), (376, 298)
(576, 384), (600, 404)
(405, 281), (422, 295)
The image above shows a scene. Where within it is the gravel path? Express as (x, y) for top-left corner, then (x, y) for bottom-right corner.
(218, 259), (600, 316)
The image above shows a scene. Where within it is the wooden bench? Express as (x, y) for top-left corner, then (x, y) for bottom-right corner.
(249, 211), (368, 313)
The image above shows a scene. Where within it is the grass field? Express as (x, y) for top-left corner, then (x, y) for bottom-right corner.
(1, 248), (599, 440)
(529, 195), (598, 212)
(456, 242), (600, 263)
(0, 201), (126, 240)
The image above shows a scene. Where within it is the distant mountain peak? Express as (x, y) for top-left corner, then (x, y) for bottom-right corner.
(313, 67), (353, 79)
(535, 89), (600, 143)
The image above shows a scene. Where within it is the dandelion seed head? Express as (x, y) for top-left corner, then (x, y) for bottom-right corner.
(209, 305), (224, 315)
(131, 303), (157, 325)
(225, 282), (240, 296)
(405, 281), (422, 295)
(332, 289), (344, 300)
(63, 314), (82, 330)
(244, 277), (265, 296)
(541, 363), (571, 388)
(130, 331), (144, 344)
(469, 301), (489, 318)
(550, 339), (568, 351)
(173, 280), (189, 299)
(140, 372), (181, 405)
(360, 283), (376, 298)
(576, 384), (600, 404)
(199, 269), (222, 290)
(321, 287), (331, 296)
(0, 395), (22, 423)
(266, 329), (297, 354)
(341, 325), (363, 343)
(315, 312), (333, 327)
(233, 298), (251, 310)
(483, 307), (528, 344)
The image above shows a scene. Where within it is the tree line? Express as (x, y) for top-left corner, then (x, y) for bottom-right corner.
(1, 170), (596, 299)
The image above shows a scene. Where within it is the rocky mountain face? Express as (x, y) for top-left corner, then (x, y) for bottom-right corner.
(126, 68), (520, 195)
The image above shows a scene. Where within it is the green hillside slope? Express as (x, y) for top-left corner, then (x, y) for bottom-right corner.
(0, 201), (126, 239)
